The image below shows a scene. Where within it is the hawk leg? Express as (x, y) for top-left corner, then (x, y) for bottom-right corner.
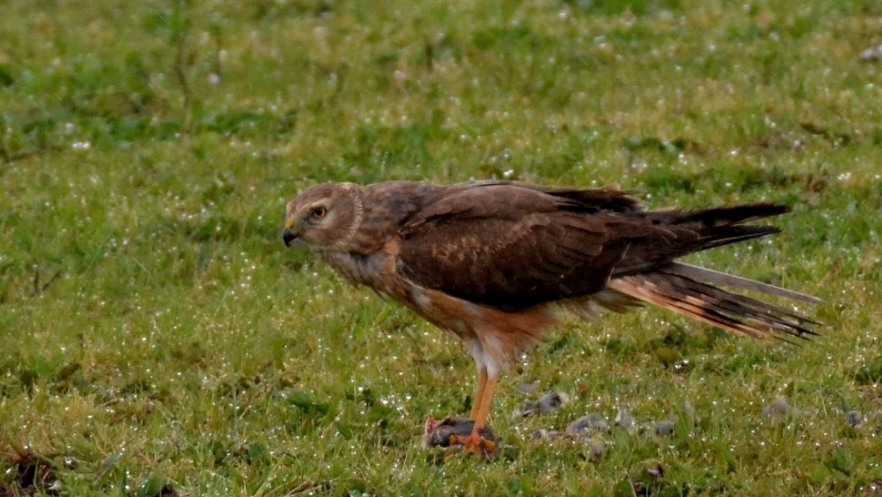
(449, 369), (499, 455)
(468, 367), (489, 419)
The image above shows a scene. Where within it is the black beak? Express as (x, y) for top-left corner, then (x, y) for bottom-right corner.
(282, 230), (298, 247)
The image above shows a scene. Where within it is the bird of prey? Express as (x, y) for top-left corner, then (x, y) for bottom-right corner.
(282, 180), (819, 454)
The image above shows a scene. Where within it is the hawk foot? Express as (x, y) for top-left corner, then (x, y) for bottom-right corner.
(447, 432), (498, 457)
(424, 416), (498, 457)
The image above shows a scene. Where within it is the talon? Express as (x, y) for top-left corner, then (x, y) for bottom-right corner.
(451, 432), (497, 456)
(465, 436), (498, 456)
(424, 417), (498, 456)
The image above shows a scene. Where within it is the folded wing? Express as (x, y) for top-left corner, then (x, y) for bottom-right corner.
(396, 183), (800, 321)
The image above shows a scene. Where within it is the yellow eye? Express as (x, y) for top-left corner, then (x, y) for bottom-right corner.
(311, 206), (327, 219)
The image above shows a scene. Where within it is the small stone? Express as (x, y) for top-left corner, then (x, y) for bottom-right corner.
(845, 410), (862, 428)
(867, 477), (882, 496)
(566, 413), (610, 437)
(860, 45), (882, 61)
(615, 409), (633, 431)
(764, 396), (790, 417)
(647, 462), (665, 480)
(655, 419), (676, 437)
(537, 392), (569, 411)
(519, 392), (569, 417)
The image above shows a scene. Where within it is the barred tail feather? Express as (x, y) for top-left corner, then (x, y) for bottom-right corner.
(607, 269), (819, 343)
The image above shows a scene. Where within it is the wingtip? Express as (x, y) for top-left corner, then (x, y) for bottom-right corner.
(666, 263), (822, 306)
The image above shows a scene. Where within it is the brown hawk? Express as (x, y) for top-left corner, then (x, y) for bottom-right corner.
(282, 180), (819, 454)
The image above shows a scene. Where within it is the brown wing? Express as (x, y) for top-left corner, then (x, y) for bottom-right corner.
(395, 183), (662, 310)
(396, 182), (788, 311)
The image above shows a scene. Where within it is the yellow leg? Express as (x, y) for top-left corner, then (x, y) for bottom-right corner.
(447, 372), (500, 455)
(469, 367), (488, 420)
(470, 374), (498, 434)
(462, 374), (498, 454)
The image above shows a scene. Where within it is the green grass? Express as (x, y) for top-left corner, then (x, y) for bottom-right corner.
(2, 0), (881, 495)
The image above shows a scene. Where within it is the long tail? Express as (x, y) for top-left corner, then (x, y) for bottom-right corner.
(607, 262), (820, 343)
(656, 203), (792, 253)
(613, 204), (793, 275)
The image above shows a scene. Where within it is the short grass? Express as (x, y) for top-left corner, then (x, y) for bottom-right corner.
(2, 1), (882, 495)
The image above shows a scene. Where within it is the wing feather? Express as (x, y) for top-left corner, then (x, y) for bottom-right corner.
(396, 184), (652, 310)
(394, 182), (795, 313)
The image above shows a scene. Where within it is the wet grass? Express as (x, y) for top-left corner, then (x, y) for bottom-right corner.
(2, 0), (881, 495)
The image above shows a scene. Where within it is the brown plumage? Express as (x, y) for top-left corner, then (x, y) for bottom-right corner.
(282, 180), (819, 454)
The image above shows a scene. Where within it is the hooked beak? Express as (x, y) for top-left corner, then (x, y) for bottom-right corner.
(282, 217), (301, 247)
(282, 229), (298, 247)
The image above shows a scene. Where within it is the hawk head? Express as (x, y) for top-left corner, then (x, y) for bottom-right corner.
(283, 183), (364, 250)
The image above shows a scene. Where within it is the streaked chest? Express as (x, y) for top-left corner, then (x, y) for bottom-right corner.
(319, 249), (477, 338)
(320, 251), (396, 294)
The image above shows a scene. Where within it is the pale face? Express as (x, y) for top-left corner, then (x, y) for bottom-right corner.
(283, 183), (363, 249)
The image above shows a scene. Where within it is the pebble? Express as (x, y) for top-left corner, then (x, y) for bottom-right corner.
(860, 45), (882, 61)
(519, 392), (569, 417)
(566, 413), (610, 436)
(655, 419), (676, 437)
(615, 409), (633, 431)
(845, 410), (862, 428)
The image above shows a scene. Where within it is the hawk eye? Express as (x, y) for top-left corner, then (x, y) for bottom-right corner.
(310, 206), (328, 219)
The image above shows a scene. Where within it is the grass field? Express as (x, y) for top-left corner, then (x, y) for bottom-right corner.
(2, 1), (882, 495)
